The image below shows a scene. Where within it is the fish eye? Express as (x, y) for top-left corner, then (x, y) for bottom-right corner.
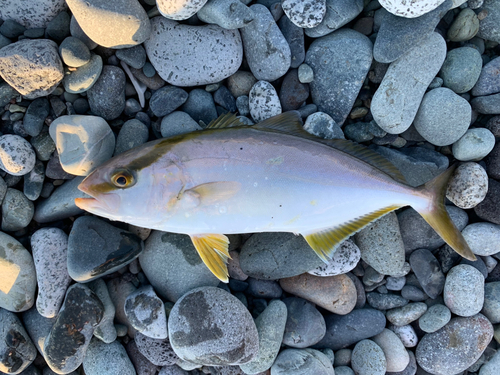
(111, 169), (135, 188)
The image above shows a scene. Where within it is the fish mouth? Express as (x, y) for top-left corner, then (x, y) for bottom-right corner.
(76, 180), (121, 216)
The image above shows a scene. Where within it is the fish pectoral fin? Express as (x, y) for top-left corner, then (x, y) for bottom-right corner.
(186, 181), (241, 206)
(302, 205), (401, 263)
(190, 234), (231, 282)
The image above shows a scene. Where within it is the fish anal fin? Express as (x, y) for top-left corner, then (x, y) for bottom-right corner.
(303, 205), (401, 262)
(190, 234), (231, 282)
(186, 181), (241, 206)
(206, 112), (246, 129)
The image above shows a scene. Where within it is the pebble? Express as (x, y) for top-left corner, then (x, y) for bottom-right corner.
(0, 19), (25, 39)
(279, 69), (309, 112)
(419, 304), (451, 333)
(305, 28), (372, 125)
(444, 264), (484, 317)
(83, 338), (136, 375)
(303, 112), (343, 139)
(282, 297), (326, 348)
(59, 36), (91, 68)
(278, 15), (305, 70)
(150, 86), (188, 117)
(389, 324), (418, 348)
(63, 54), (103, 94)
(139, 231), (219, 302)
(416, 314), (493, 375)
(461, 222), (500, 256)
(248, 80), (282, 122)
(66, 0), (151, 48)
(168, 287), (259, 365)
(281, 0), (326, 28)
(386, 276), (406, 291)
(304, 0), (364, 38)
(372, 328), (409, 372)
(160, 112), (202, 139)
(367, 292), (409, 310)
(452, 128), (495, 161)
(475, 178), (500, 225)
(379, 0), (446, 18)
(239, 300), (287, 374)
(483, 282), (500, 325)
(409, 249), (445, 299)
(87, 65), (126, 121)
(0, 308), (37, 374)
(477, 0), (500, 43)
(280, 273), (356, 315)
(227, 71), (257, 98)
(115, 119), (150, 155)
(271, 348), (335, 375)
(351, 339), (386, 375)
(182, 89), (218, 125)
(317, 308), (386, 350)
(472, 56), (500, 97)
(1, 188), (34, 232)
(116, 45), (147, 70)
(24, 98), (51, 137)
(0, 39), (63, 99)
(386, 302), (428, 326)
(355, 211), (406, 276)
(448, 7), (480, 41)
(240, 5), (290, 82)
(335, 366), (355, 375)
(106, 276), (138, 336)
(135, 332), (179, 366)
(197, 0), (255, 29)
(145, 17), (242, 86)
(307, 239), (360, 277)
(0, 134), (36, 177)
(22, 161), (43, 200)
(88, 279), (117, 344)
(401, 285), (427, 302)
(446, 162), (488, 209)
(0, 0), (66, 28)
(371, 32), (446, 134)
(45, 11), (71, 42)
(126, 340), (159, 375)
(21, 307), (56, 356)
(44, 284), (104, 374)
(246, 278), (282, 298)
(471, 93), (500, 114)
(479, 350), (500, 375)
(157, 0), (208, 20)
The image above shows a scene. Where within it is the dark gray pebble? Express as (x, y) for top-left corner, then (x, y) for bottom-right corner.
(282, 297), (326, 348)
(87, 65), (126, 121)
(150, 86), (188, 117)
(23, 98), (50, 137)
(367, 292), (409, 310)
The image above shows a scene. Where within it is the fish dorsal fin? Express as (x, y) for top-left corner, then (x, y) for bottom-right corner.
(302, 205), (401, 262)
(253, 111), (312, 138)
(206, 112), (247, 129)
(190, 234), (231, 282)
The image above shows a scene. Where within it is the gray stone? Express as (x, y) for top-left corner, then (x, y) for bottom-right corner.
(271, 348), (334, 375)
(477, 0), (500, 43)
(389, 350), (417, 375)
(386, 276), (406, 291)
(168, 287), (259, 365)
(409, 249), (445, 299)
(482, 282), (500, 324)
(401, 285), (426, 302)
(419, 304), (451, 333)
(63, 53), (103, 94)
(115, 119), (149, 155)
(367, 293), (409, 310)
(87, 65), (126, 121)
(0, 134), (36, 176)
(386, 302), (428, 326)
(1, 188), (34, 232)
(446, 162), (488, 209)
(145, 17), (242, 86)
(282, 297), (326, 348)
(306, 28), (372, 125)
(371, 32), (446, 134)
(30, 130), (55, 162)
(227, 71), (257, 98)
(246, 278), (282, 298)
(125, 340), (159, 375)
(45, 11), (70, 42)
(83, 338), (135, 375)
(24, 98), (50, 137)
(278, 15), (305, 69)
(240, 5), (290, 82)
(197, 0), (255, 29)
(472, 56), (500, 97)
(448, 8), (480, 42)
(181, 89), (218, 125)
(150, 86), (188, 117)
(59, 36), (91, 68)
(0, 39), (63, 99)
(23, 160), (44, 201)
(303, 112), (343, 139)
(389, 325), (418, 348)
(452, 128), (496, 161)
(69, 15), (97, 50)
(471, 93), (500, 114)
(416, 314), (493, 375)
(0, 0), (67, 29)
(298, 63), (314, 83)
(335, 366), (355, 375)
(21, 308), (56, 356)
(249, 80), (282, 122)
(480, 350), (500, 375)
(135, 332), (179, 366)
(116, 45), (147, 69)
(304, 0), (364, 38)
(106, 276), (138, 336)
(160, 112), (202, 138)
(282, 0), (326, 28)
(88, 279), (117, 344)
(239, 300), (287, 374)
(372, 329), (408, 372)
(157, 0), (208, 20)
(279, 69), (309, 111)
(444, 264), (484, 317)
(307, 239), (360, 276)
(379, 0), (447, 17)
(462, 222), (500, 256)
(351, 339), (386, 375)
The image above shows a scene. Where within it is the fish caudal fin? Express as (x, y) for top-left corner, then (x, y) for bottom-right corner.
(413, 165), (476, 261)
(190, 234), (231, 282)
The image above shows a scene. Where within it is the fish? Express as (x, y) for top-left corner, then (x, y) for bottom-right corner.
(75, 111), (476, 282)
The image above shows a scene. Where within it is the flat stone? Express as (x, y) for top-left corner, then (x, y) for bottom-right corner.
(87, 65), (126, 121)
(197, 0), (255, 29)
(439, 47), (482, 94)
(386, 302), (428, 326)
(307, 239), (360, 276)
(462, 222), (500, 256)
(282, 297), (325, 348)
(181, 89), (218, 125)
(304, 0), (364, 38)
(444, 264), (484, 317)
(472, 56), (500, 97)
(0, 134), (36, 176)
(271, 348), (334, 375)
(249, 80), (282, 122)
(63, 53), (103, 94)
(157, 0), (208, 20)
(446, 162), (488, 209)
(83, 338), (135, 375)
(351, 339), (386, 375)
(135, 332), (179, 366)
(452, 128), (495, 161)
(115, 45), (147, 70)
(419, 304), (451, 333)
(0, 0), (67, 29)
(409, 249), (445, 299)
(88, 279), (117, 344)
(1, 188), (34, 232)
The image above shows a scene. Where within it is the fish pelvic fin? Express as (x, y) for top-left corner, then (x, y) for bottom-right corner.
(190, 234), (231, 282)
(303, 205), (401, 263)
(414, 165), (476, 261)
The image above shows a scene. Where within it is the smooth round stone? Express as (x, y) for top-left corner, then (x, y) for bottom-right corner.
(31, 228), (71, 318)
(59, 36), (90, 68)
(0, 0), (66, 28)
(22, 307), (56, 356)
(482, 282), (500, 324)
(0, 308), (37, 374)
(409, 249), (445, 299)
(239, 5), (290, 82)
(317, 308), (386, 350)
(271, 348), (334, 375)
(304, 0), (364, 38)
(24, 98), (50, 137)
(63, 54), (103, 94)
(378, 0), (446, 18)
(239, 300), (287, 374)
(298, 63), (314, 83)
(419, 304), (451, 333)
(182, 89), (218, 125)
(278, 15), (305, 70)
(280, 273), (356, 315)
(282, 297), (326, 348)
(305, 28), (372, 125)
(0, 39), (63, 99)
(308, 239), (360, 277)
(0, 19), (25, 39)
(1, 188), (34, 232)
(31, 130), (56, 162)
(355, 211), (405, 276)
(168, 287), (259, 365)
(470, 93), (500, 114)
(303, 112), (343, 139)
(246, 278), (282, 298)
(197, 0), (255, 29)
(145, 17), (242, 86)
(444, 265), (484, 318)
(334, 349), (351, 366)
(401, 285), (426, 302)
(334, 367), (354, 375)
(472, 56), (500, 97)
(106, 276), (138, 336)
(386, 303), (428, 326)
(452, 128), (495, 161)
(116, 45), (147, 69)
(282, 0), (326, 28)
(87, 65), (126, 121)
(372, 328), (409, 372)
(372, 32), (446, 134)
(248, 80), (282, 122)
(49, 115), (115, 176)
(124, 285), (167, 339)
(448, 8), (479, 42)
(44, 284), (104, 374)
(227, 71), (257, 98)
(125, 340), (159, 375)
(83, 338), (135, 375)
(446, 162), (488, 209)
(67, 216), (143, 282)
(114, 119), (149, 155)
(23, 159), (45, 201)
(413, 88), (471, 146)
(140, 231), (219, 302)
(279, 69), (309, 112)
(367, 293), (409, 310)
(477, 0), (500, 44)
(135, 332), (179, 366)
(161, 112), (202, 138)
(439, 47), (482, 94)
(0, 134), (36, 176)
(0, 232), (36, 313)
(416, 314), (493, 375)
(389, 324), (418, 348)
(474, 178), (500, 225)
(461, 222), (500, 256)
(66, 0), (151, 48)
(88, 279), (117, 343)
(351, 339), (386, 375)
(157, 0), (208, 20)
(386, 276), (406, 291)
(480, 350), (500, 375)
(69, 15), (97, 50)
(45, 11), (71, 42)
(150, 86), (188, 117)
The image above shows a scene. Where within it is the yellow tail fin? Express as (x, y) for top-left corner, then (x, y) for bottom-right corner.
(413, 165), (476, 261)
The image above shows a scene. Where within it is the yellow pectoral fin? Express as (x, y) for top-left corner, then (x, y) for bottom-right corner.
(186, 181), (241, 206)
(190, 234), (231, 282)
(303, 205), (401, 263)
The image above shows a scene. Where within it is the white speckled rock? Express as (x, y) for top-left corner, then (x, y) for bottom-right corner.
(282, 0), (326, 28)
(462, 222), (500, 256)
(0, 0), (67, 28)
(157, 0), (208, 20)
(66, 0), (151, 48)
(249, 81), (282, 122)
(446, 162), (488, 209)
(452, 128), (495, 161)
(308, 239), (360, 276)
(389, 324), (418, 348)
(444, 265), (484, 317)
(144, 17), (242, 86)
(379, 0), (447, 18)
(0, 135), (36, 176)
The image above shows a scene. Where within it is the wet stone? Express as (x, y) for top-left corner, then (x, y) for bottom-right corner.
(282, 297), (326, 348)
(135, 332), (179, 366)
(419, 304), (451, 333)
